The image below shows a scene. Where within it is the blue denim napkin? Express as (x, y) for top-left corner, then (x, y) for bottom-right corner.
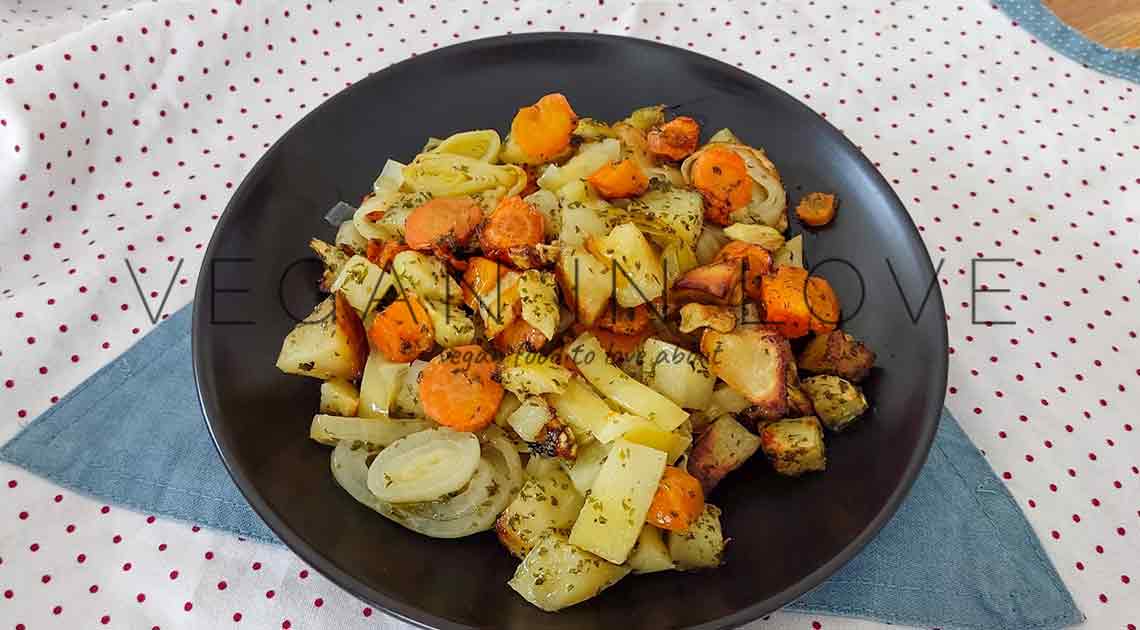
(0, 305), (1082, 630)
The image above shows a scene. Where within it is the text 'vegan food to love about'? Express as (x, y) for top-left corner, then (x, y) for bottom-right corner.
(276, 93), (877, 611)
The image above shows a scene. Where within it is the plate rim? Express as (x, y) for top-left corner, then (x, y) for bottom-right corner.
(192, 31), (949, 630)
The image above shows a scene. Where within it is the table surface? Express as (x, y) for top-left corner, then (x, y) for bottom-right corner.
(1045, 0), (1140, 49)
(1, 2), (1137, 629)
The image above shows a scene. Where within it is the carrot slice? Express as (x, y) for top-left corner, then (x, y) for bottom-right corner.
(461, 256), (507, 310)
(759, 266), (812, 339)
(478, 195), (545, 262)
(595, 302), (651, 336)
(587, 159), (649, 199)
(715, 240), (773, 302)
(511, 93), (578, 162)
(404, 196), (484, 253)
(795, 192), (838, 227)
(419, 344), (504, 432)
(367, 293), (435, 362)
(805, 275), (840, 334)
(365, 240), (411, 270)
(493, 313), (549, 354)
(646, 466), (705, 532)
(647, 116), (700, 161)
(690, 147), (752, 225)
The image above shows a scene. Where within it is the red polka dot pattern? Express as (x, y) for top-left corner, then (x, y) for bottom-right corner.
(0, 2), (1136, 629)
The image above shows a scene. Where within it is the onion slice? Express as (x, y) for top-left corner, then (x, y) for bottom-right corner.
(366, 429), (480, 504)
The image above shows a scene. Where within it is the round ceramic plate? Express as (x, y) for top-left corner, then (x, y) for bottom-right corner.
(193, 33), (948, 630)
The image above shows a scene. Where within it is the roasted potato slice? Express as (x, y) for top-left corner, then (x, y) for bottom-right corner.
(495, 466), (584, 559)
(700, 327), (789, 419)
(556, 246), (613, 327)
(797, 329), (876, 383)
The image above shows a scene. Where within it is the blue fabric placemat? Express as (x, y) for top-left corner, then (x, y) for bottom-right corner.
(0, 305), (1083, 630)
(995, 0), (1140, 84)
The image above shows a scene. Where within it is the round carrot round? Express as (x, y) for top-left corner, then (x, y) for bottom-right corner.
(647, 116), (700, 161)
(511, 93), (578, 162)
(795, 192), (838, 227)
(419, 344), (504, 432)
(647, 466), (705, 532)
(404, 196), (484, 252)
(690, 147), (752, 225)
(587, 159), (649, 199)
(478, 195), (544, 260)
(368, 294), (435, 362)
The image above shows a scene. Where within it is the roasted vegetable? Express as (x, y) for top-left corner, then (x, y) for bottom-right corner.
(642, 337), (715, 410)
(722, 223), (785, 251)
(670, 261), (742, 306)
(276, 294), (368, 381)
(801, 375), (867, 432)
(760, 417), (827, 477)
(310, 238), (351, 292)
(626, 524), (674, 574)
(647, 116), (700, 161)
(700, 327), (789, 418)
(503, 93), (578, 165)
(319, 378), (360, 417)
(667, 504), (725, 570)
(797, 329), (876, 382)
(596, 223), (666, 308)
(715, 240), (772, 302)
(795, 192), (838, 227)
(678, 303), (737, 334)
(309, 414), (430, 447)
(479, 195), (546, 265)
(569, 439), (667, 564)
(368, 294), (435, 362)
(496, 466), (584, 558)
(331, 254), (392, 318)
(419, 345), (504, 431)
(507, 533), (630, 612)
(555, 246), (614, 327)
(681, 141), (788, 231)
(646, 466), (705, 532)
(687, 415), (761, 493)
(404, 196), (484, 255)
(588, 158), (649, 199)
(498, 351), (573, 397)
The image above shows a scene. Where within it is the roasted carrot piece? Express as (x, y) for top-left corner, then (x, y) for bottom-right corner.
(646, 116), (700, 161)
(404, 196), (484, 253)
(595, 302), (651, 336)
(478, 195), (545, 262)
(805, 275), (840, 334)
(461, 256), (507, 309)
(367, 293), (435, 362)
(493, 312), (549, 354)
(759, 266), (812, 338)
(690, 146), (752, 225)
(646, 466), (705, 532)
(419, 344), (505, 432)
(572, 323), (650, 364)
(365, 239), (411, 270)
(795, 192), (838, 227)
(511, 93), (578, 162)
(715, 240), (773, 302)
(587, 158), (649, 199)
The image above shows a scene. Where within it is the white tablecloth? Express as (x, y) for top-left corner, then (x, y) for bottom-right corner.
(1, 1), (1136, 628)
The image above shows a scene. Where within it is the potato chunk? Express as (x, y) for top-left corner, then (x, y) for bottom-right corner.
(496, 466), (584, 559)
(797, 329), (876, 383)
(667, 504), (725, 570)
(801, 375), (868, 432)
(508, 533), (630, 612)
(700, 327), (789, 419)
(626, 524), (674, 574)
(760, 417), (827, 477)
(276, 294), (368, 381)
(687, 415), (761, 493)
(569, 440), (667, 564)
(319, 378), (359, 417)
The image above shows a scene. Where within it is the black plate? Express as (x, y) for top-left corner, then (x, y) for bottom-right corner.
(193, 33), (947, 630)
